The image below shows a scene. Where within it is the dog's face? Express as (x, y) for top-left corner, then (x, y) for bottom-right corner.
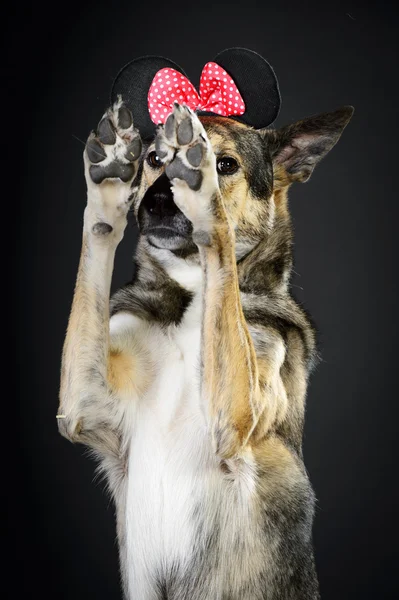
(134, 107), (353, 256)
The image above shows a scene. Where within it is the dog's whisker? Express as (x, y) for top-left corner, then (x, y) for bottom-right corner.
(72, 133), (89, 147)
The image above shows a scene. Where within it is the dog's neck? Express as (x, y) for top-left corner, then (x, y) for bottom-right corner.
(110, 205), (292, 326)
(134, 213), (292, 295)
(136, 236), (203, 293)
(133, 234), (264, 290)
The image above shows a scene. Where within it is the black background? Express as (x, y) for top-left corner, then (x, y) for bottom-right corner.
(9, 1), (398, 598)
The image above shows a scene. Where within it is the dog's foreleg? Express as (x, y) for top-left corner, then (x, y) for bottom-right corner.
(58, 102), (142, 456)
(194, 216), (289, 458)
(156, 105), (287, 459)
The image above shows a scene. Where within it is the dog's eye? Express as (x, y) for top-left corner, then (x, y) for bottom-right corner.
(216, 157), (239, 175)
(147, 151), (163, 168)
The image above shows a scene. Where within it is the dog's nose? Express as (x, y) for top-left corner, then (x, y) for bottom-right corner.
(146, 192), (176, 217)
(141, 173), (178, 219)
(137, 171), (194, 243)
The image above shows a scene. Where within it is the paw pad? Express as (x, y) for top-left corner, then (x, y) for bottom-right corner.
(117, 106), (133, 130)
(86, 139), (106, 163)
(86, 102), (142, 185)
(176, 117), (193, 145)
(157, 105), (209, 191)
(90, 163), (135, 184)
(165, 157), (202, 191)
(186, 144), (204, 168)
(97, 116), (116, 145)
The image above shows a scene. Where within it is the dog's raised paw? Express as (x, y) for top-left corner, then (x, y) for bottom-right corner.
(156, 104), (215, 192)
(85, 100), (142, 185)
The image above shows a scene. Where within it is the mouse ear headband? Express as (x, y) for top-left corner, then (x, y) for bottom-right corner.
(111, 48), (281, 140)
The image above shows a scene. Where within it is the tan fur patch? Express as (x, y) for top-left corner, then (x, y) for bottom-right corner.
(107, 350), (138, 395)
(252, 435), (304, 493)
(273, 163), (292, 191)
(273, 188), (290, 219)
(200, 224), (264, 457)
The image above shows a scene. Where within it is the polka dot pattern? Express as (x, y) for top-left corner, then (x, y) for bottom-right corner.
(199, 62), (245, 118)
(147, 61), (246, 124)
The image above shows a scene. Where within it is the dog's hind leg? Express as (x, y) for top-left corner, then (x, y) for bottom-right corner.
(156, 105), (288, 459)
(57, 100), (143, 457)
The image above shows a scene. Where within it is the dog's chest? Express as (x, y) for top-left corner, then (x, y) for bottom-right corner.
(134, 269), (204, 432)
(142, 268), (204, 425)
(125, 272), (211, 573)
(111, 268), (258, 596)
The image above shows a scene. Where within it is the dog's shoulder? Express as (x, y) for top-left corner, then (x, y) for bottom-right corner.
(242, 290), (317, 370)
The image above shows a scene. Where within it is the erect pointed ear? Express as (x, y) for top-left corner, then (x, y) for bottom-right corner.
(262, 106), (354, 184)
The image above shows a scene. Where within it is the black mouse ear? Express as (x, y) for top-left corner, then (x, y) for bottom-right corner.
(211, 48), (281, 129)
(111, 56), (187, 140)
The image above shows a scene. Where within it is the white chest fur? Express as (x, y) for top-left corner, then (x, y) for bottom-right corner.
(110, 267), (257, 599)
(131, 294), (209, 596)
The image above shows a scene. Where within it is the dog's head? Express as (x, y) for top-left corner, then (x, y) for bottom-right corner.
(133, 106), (353, 261)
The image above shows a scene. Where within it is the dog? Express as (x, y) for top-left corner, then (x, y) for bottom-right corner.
(57, 55), (353, 598)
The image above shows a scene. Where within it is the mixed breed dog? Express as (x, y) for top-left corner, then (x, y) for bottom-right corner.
(57, 49), (353, 599)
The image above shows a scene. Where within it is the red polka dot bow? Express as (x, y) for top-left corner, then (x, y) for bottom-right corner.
(148, 62), (246, 124)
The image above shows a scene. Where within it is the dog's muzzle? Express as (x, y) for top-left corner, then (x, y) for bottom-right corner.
(137, 173), (194, 250)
